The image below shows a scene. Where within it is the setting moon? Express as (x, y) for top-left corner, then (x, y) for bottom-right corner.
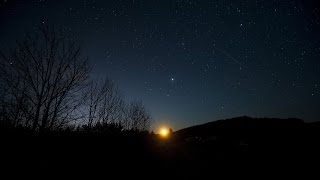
(159, 127), (170, 138)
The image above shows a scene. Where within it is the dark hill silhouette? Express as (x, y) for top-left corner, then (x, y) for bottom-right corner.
(167, 116), (320, 177)
(172, 116), (318, 158)
(174, 116), (305, 138)
(174, 116), (306, 144)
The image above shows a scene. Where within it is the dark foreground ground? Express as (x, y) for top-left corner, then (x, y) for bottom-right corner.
(2, 117), (320, 179)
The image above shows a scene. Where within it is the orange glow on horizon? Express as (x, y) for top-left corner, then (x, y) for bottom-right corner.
(159, 127), (170, 138)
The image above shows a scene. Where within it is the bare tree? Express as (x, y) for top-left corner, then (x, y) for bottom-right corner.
(126, 100), (151, 132)
(82, 78), (125, 128)
(80, 79), (153, 132)
(0, 26), (89, 131)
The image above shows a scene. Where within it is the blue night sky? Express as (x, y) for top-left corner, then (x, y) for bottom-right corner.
(1, 0), (320, 130)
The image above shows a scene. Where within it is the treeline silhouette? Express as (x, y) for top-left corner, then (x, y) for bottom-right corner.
(0, 26), (151, 133)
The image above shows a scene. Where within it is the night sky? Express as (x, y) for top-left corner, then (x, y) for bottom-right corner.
(1, 0), (320, 131)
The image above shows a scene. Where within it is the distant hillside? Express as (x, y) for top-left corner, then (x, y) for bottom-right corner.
(174, 116), (306, 139)
(169, 116), (320, 175)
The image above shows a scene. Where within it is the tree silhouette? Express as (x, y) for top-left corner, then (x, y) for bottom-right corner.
(80, 79), (152, 132)
(126, 100), (151, 132)
(0, 26), (89, 131)
(82, 78), (125, 128)
(0, 25), (153, 133)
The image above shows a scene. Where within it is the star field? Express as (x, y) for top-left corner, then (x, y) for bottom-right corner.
(0, 0), (320, 130)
